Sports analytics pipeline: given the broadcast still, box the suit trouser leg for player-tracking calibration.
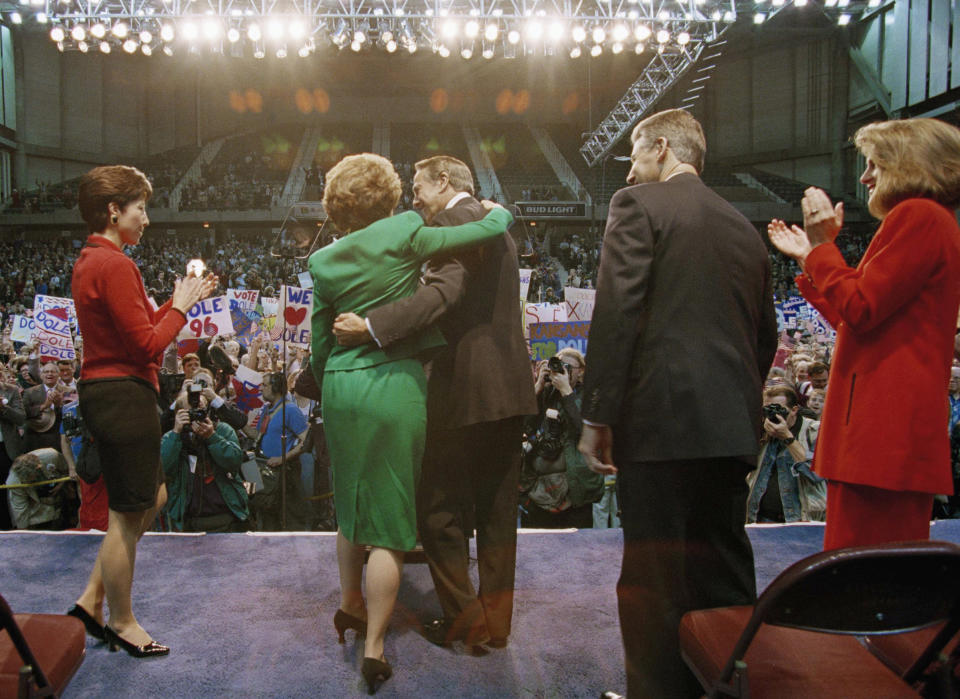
[617,458,757,698]
[0,448,12,530]
[467,416,523,641]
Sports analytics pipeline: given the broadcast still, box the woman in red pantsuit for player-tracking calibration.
[768,118,960,550]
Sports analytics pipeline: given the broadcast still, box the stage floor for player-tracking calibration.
[2,521,958,698]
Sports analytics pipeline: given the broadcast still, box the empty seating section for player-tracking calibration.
[479,124,571,201]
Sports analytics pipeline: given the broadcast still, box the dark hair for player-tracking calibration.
[807,362,828,376]
[78,165,153,234]
[265,371,286,396]
[763,383,799,408]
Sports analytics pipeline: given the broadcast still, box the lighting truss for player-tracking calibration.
[1,0,739,61]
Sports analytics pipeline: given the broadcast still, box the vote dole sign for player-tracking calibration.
[176,295,235,340]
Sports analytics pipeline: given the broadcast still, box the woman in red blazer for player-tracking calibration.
[769,118,960,550]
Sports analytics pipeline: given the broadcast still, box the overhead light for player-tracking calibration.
[677,31,690,45]
[298,45,310,57]
[656,29,670,43]
[507,29,520,44]
[71,25,86,41]
[635,25,651,41]
[99,40,110,53]
[182,21,198,40]
[247,24,261,41]
[548,21,564,42]
[406,41,417,53]
[123,38,137,52]
[350,39,361,51]
[78,40,88,52]
[227,27,240,42]
[570,46,582,58]
[50,26,65,42]
[386,39,397,52]
[525,20,542,41]
[461,47,472,59]
[202,19,221,40]
[253,47,265,58]
[753,12,766,23]
[9,12,22,24]
[267,19,283,39]
[590,44,602,57]
[572,25,586,42]
[465,20,479,38]
[611,42,623,54]
[441,19,457,39]
[276,46,287,58]
[141,44,152,55]
[612,24,629,42]
[484,24,498,41]
[112,21,128,38]
[381,30,393,42]
[353,29,366,44]
[139,30,152,43]
[482,47,494,59]
[634,42,644,54]
[159,24,174,41]
[35,12,47,23]
[438,44,450,57]
[592,27,606,44]
[289,20,305,39]
[838,12,851,23]
[163,45,174,56]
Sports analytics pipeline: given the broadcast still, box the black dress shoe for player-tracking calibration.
[423,617,490,652]
[103,625,170,658]
[66,604,106,641]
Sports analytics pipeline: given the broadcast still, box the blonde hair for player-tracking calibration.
[631,109,706,174]
[854,118,960,218]
[322,153,401,233]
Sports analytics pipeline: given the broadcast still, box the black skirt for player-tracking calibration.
[78,377,163,513]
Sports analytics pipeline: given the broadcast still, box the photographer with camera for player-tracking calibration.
[521,348,603,528]
[160,383,248,533]
[746,384,825,523]
[160,368,247,434]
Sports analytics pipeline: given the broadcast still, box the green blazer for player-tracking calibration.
[309,207,513,383]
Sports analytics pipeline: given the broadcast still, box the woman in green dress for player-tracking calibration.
[308,153,512,693]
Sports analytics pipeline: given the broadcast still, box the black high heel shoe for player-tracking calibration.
[66,604,106,641]
[333,609,367,644]
[103,625,170,658]
[361,657,392,695]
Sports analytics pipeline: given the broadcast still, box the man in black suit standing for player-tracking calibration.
[332,155,537,649]
[579,109,777,697]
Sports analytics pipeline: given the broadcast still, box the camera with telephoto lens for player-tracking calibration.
[62,412,84,438]
[762,403,790,422]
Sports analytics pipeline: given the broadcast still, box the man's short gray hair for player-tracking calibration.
[631,109,706,174]
[414,155,475,196]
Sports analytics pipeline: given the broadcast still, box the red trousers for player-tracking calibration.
[823,480,933,551]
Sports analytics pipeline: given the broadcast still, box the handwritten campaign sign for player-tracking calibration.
[518,268,533,303]
[775,296,836,341]
[10,315,36,343]
[528,321,591,361]
[34,294,76,319]
[228,289,260,314]
[563,287,596,322]
[261,297,279,317]
[177,295,234,340]
[523,303,567,337]
[231,364,264,414]
[279,285,313,348]
[34,308,75,361]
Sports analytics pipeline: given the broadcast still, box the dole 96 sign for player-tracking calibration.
[176,296,235,340]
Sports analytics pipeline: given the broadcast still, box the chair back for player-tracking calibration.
[0,593,53,694]
[755,540,960,635]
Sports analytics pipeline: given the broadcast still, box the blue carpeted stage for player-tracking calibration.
[3,521,960,697]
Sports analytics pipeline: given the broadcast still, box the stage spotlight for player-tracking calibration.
[548,21,564,42]
[634,42,644,54]
[592,27,605,43]
[772,0,785,6]
[612,41,623,54]
[838,0,849,5]
[441,19,457,39]
[227,27,240,42]
[49,26,65,42]
[203,19,221,40]
[838,12,851,23]
[381,30,393,42]
[331,20,347,46]
[123,38,137,52]
[571,25,586,42]
[867,0,879,5]
[35,12,47,23]
[507,29,520,44]
[159,23,173,41]
[386,39,397,52]
[634,24,651,41]
[465,20,479,38]
[407,41,417,53]
[139,29,151,43]
[461,47,472,59]
[570,45,581,58]
[612,24,628,42]
[267,19,283,39]
[289,20,305,39]
[350,39,361,51]
[656,29,669,43]
[182,21,198,40]
[483,46,494,59]
[525,20,542,41]
[753,12,766,22]
[71,25,86,41]
[10,12,22,24]
[354,29,366,43]
[247,24,261,41]
[253,47,265,58]
[438,44,450,57]
[298,45,310,57]
[142,43,152,55]
[112,21,128,38]
[163,45,174,56]
[484,23,498,41]
[56,41,64,52]
[677,31,690,45]
[794,0,809,5]
[99,40,110,53]
[277,46,287,57]
[590,44,602,57]
[78,40,88,52]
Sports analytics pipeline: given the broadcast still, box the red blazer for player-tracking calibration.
[72,235,186,392]
[796,198,960,493]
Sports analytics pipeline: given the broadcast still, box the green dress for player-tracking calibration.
[309,207,513,550]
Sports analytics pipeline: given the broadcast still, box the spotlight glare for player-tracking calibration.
[548,21,564,42]
[112,21,128,38]
[267,19,283,39]
[461,47,472,59]
[289,20,305,39]
[182,21,198,41]
[484,23,498,41]
[10,12,21,24]
[634,24,651,41]
[141,43,152,55]
[753,12,766,23]
[572,25,586,42]
[677,31,690,45]
[202,19,221,40]
[354,30,365,43]
[570,45,581,58]
[227,27,240,42]
[163,45,174,56]
[406,41,417,53]
[483,47,494,59]
[381,30,393,42]
[159,24,173,41]
[634,41,644,54]
[99,40,110,53]
[438,44,450,57]
[838,12,851,23]
[123,38,137,53]
[35,12,47,23]
[656,29,669,43]
[465,20,479,38]
[507,29,520,44]
[78,40,88,52]
[276,46,287,58]
[139,30,151,43]
[612,41,623,54]
[253,47,264,58]
[525,20,542,41]
[298,45,310,57]
[247,24,261,41]
[590,43,602,57]
[612,24,628,42]
[350,39,361,51]
[441,19,457,39]
[71,25,86,41]
[49,26,65,42]
[386,39,397,52]
[592,27,606,43]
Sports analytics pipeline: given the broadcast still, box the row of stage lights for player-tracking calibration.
[3,9,708,58]
[752,0,884,25]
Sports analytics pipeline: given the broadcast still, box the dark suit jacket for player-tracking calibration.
[367,196,537,430]
[0,384,25,459]
[22,384,62,436]
[581,174,777,464]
